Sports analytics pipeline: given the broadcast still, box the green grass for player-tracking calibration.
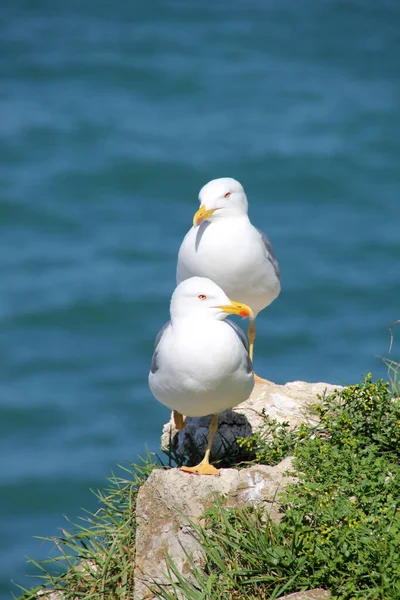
[14,455,158,600]
[15,371,400,600]
[383,356,400,398]
[384,319,400,397]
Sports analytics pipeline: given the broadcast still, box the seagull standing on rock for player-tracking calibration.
[148,277,254,475]
[176,177,281,383]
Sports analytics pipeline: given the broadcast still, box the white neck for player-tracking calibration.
[212,209,249,222]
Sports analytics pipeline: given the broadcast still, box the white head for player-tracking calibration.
[170,276,253,321]
[193,178,248,227]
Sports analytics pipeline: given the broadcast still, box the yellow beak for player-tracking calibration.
[193,204,220,227]
[215,300,254,319]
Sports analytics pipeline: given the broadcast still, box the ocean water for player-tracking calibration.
[1,0,399,596]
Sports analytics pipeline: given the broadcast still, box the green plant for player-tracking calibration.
[313,374,400,455]
[236,413,299,466]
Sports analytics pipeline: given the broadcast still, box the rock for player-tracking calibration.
[161,380,340,460]
[134,457,296,600]
[281,590,331,599]
[37,591,64,600]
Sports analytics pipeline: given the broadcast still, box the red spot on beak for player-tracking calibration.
[239,311,250,317]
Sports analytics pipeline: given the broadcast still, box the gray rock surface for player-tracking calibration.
[134,457,296,600]
[161,380,340,459]
[281,590,331,600]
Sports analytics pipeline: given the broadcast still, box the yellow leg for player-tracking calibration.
[247,319,273,385]
[173,410,186,430]
[181,414,219,476]
[247,319,256,362]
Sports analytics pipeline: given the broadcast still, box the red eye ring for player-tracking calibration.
[224,192,231,199]
[198,294,207,300]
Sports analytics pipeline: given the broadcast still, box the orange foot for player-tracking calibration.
[180,462,219,476]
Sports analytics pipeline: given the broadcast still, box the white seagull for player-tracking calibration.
[176,177,281,382]
[149,276,254,475]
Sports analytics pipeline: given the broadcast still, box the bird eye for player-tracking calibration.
[224,192,231,199]
[198,294,207,300]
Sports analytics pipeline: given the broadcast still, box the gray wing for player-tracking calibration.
[150,320,171,374]
[226,319,253,374]
[256,228,281,282]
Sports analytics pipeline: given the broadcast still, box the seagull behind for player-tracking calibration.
[176,177,281,380]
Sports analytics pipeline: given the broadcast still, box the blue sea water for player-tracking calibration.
[1,0,399,596]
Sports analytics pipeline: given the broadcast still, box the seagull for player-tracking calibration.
[149,276,254,475]
[176,177,281,383]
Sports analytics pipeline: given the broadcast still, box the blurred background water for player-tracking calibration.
[1,0,399,596]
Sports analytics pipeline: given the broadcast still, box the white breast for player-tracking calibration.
[148,319,254,417]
